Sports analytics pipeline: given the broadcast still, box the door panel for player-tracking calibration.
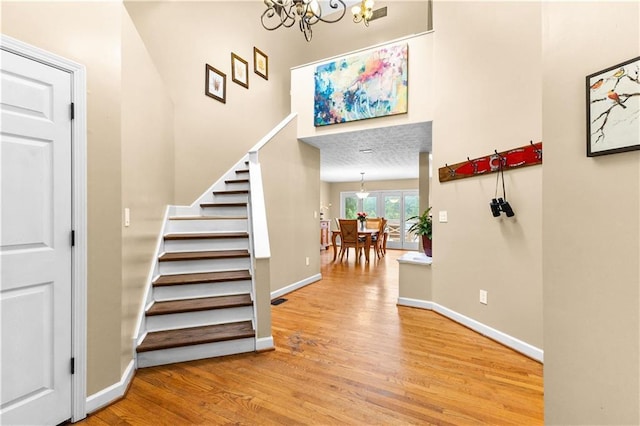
[1,49,73,426]
[403,193,419,247]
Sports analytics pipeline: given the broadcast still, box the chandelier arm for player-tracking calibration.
[314,0,347,24]
[261,3,297,30]
[299,18,313,42]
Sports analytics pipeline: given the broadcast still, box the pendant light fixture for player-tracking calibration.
[261,0,347,42]
[356,172,370,199]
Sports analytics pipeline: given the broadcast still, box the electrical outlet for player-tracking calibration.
[305,257,310,266]
[439,210,448,223]
[479,289,488,305]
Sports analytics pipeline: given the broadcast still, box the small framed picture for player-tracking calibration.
[231,52,249,89]
[254,47,268,80]
[205,64,226,103]
[586,56,640,157]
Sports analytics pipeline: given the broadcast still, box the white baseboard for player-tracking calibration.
[397,297,544,363]
[397,297,434,311]
[85,359,135,414]
[256,336,275,351]
[271,273,322,300]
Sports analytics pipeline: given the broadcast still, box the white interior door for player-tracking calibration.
[1,49,73,425]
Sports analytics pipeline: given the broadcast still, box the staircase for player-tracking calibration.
[136,160,259,368]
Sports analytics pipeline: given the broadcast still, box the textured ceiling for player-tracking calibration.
[300,122,432,182]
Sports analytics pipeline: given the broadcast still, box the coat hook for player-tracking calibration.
[531,140,543,160]
[468,157,479,174]
[445,163,456,177]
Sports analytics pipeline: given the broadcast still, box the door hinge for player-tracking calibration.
[71,230,75,247]
[70,103,75,120]
[71,357,75,375]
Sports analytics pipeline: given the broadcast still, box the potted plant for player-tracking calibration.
[407,207,432,257]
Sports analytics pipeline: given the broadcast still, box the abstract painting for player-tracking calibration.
[314,44,408,127]
[586,56,640,157]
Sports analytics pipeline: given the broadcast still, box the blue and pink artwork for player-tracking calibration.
[314,44,408,127]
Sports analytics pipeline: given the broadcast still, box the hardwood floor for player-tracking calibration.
[78,249,543,425]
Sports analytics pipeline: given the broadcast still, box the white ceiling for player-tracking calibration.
[300,122,432,182]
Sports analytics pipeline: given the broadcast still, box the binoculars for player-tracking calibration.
[490,198,515,217]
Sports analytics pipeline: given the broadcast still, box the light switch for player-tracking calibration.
[439,210,448,223]
[124,208,130,227]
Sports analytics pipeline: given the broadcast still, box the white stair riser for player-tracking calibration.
[213,194,249,203]
[163,238,249,252]
[223,183,249,191]
[200,205,247,216]
[137,337,255,368]
[145,306,254,332]
[153,280,253,301]
[167,219,247,233]
[158,258,250,275]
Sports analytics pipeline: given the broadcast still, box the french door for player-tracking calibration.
[341,190,419,250]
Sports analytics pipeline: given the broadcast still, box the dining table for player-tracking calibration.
[331,227,379,263]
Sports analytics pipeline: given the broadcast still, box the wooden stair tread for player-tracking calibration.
[146,294,253,316]
[169,215,247,220]
[164,232,249,240]
[159,250,250,262]
[153,270,251,286]
[235,169,249,174]
[137,321,255,353]
[225,179,249,184]
[212,190,249,195]
[199,202,247,207]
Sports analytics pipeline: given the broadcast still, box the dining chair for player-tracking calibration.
[366,217,381,229]
[373,218,388,258]
[381,223,389,255]
[367,218,386,259]
[337,219,364,262]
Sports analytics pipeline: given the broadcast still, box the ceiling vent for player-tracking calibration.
[369,6,387,21]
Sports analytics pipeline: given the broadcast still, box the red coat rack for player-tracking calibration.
[438,141,542,183]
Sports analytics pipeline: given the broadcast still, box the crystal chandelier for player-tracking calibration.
[356,172,370,199]
[261,0,347,42]
[351,0,375,26]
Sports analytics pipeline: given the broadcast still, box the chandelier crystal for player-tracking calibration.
[356,172,369,199]
[261,0,347,42]
[351,0,375,26]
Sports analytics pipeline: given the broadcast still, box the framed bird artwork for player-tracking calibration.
[586,56,640,157]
